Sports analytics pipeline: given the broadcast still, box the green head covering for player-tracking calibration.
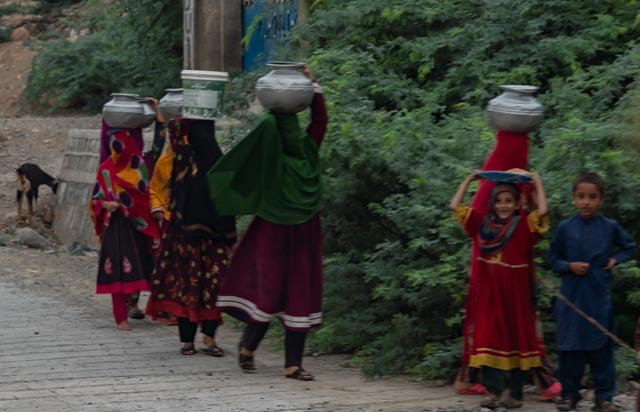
[206,112,322,225]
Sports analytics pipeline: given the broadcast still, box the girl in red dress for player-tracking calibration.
[450,169,548,409]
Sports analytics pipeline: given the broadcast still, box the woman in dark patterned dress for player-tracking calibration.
[146,118,236,356]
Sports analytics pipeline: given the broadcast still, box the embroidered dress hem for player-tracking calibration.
[96,279,150,295]
[146,300,222,324]
[216,216,323,333]
[469,350,541,371]
[217,294,322,331]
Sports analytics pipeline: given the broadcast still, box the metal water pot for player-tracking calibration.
[256,61,314,113]
[136,98,157,128]
[158,88,183,120]
[487,85,544,133]
[102,93,146,129]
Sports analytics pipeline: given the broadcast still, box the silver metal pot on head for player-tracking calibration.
[487,85,544,133]
[158,88,183,120]
[256,61,314,114]
[102,93,146,129]
[136,98,157,128]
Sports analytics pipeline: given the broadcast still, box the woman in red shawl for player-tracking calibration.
[450,169,548,409]
[99,97,166,320]
[90,128,159,331]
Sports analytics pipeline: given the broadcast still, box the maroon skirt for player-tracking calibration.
[216,215,323,332]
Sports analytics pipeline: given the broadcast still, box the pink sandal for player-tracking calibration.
[540,382,562,401]
[458,383,489,395]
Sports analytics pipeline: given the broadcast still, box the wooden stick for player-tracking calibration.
[539,277,636,354]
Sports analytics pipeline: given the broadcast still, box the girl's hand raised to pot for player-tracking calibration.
[467,169,481,181]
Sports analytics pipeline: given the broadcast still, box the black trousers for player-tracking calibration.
[177,318,220,343]
[482,366,525,400]
[240,322,307,368]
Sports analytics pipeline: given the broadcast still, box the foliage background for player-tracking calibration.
[25,0,183,111]
[24,0,640,382]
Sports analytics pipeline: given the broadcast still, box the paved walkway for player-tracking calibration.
[0,245,632,411]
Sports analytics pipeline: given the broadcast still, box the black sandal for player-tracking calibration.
[500,397,523,409]
[479,397,501,410]
[201,343,225,357]
[556,398,578,411]
[593,399,618,412]
[128,307,145,320]
[180,344,197,356]
[285,367,314,381]
[238,346,256,373]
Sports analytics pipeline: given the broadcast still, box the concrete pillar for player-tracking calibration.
[297,0,308,24]
[53,129,153,248]
[185,0,242,72]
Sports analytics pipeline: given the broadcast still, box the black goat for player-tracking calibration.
[16,163,59,225]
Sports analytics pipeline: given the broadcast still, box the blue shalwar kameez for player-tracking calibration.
[549,215,636,402]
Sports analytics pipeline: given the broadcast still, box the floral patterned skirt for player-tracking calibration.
[145,221,228,323]
[96,212,153,294]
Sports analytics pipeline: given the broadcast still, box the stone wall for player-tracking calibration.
[53,129,151,249]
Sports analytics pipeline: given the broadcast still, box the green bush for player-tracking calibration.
[29,0,640,381]
[282,0,640,378]
[26,0,183,111]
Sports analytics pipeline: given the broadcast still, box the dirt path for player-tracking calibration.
[0,244,489,412]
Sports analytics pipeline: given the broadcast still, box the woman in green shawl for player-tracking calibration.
[207,66,327,381]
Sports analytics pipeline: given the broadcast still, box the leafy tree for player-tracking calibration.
[272,0,640,379]
[27,0,640,381]
[26,0,183,111]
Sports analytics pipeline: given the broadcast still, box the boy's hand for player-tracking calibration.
[569,261,590,276]
[604,257,617,270]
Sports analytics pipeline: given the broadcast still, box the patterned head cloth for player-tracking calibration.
[479,183,521,256]
[89,128,157,240]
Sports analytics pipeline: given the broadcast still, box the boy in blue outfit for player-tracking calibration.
[550,172,636,412]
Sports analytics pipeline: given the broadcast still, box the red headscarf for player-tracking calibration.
[89,128,158,240]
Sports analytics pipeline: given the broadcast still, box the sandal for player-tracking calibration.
[479,397,502,410]
[500,397,523,409]
[593,399,618,412]
[238,345,256,373]
[457,383,489,395]
[201,343,225,357]
[128,307,145,320]
[557,398,578,411]
[285,367,314,381]
[180,344,197,356]
[540,382,562,401]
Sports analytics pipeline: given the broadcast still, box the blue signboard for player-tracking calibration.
[242,0,299,72]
